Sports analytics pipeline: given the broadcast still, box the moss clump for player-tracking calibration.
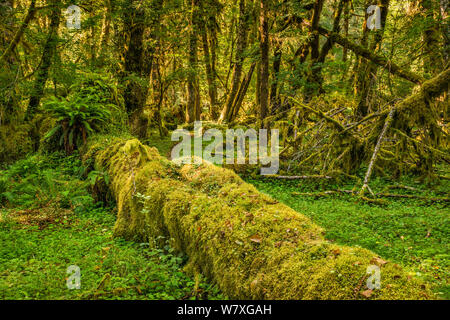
[0,124,32,164]
[83,136,435,300]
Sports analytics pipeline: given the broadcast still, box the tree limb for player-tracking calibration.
[317,26,425,84]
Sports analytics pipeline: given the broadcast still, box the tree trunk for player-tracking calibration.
[25,0,60,122]
[219,0,248,123]
[270,39,282,113]
[186,0,201,123]
[230,62,256,120]
[200,22,218,120]
[303,0,325,103]
[315,0,348,92]
[420,0,443,75]
[342,0,350,62]
[99,0,112,53]
[122,0,149,139]
[355,0,390,117]
[259,0,269,125]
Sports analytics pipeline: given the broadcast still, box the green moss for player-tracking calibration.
[82,136,436,300]
[0,124,32,164]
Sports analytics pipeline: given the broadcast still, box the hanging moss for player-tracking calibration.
[82,136,435,300]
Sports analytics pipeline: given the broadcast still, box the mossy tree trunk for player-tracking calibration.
[303,0,325,103]
[230,62,256,120]
[355,0,390,117]
[199,1,219,121]
[25,0,60,123]
[270,39,282,114]
[186,0,201,123]
[98,0,112,65]
[122,0,150,140]
[420,0,443,75]
[315,0,349,93]
[259,0,269,126]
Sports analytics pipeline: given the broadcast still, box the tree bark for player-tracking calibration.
[99,0,112,53]
[259,0,269,125]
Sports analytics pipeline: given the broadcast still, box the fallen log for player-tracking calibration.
[82,136,434,299]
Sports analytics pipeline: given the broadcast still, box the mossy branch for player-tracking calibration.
[289,97,346,131]
[317,26,425,84]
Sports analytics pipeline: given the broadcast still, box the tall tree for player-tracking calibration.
[219,0,249,123]
[121,0,149,139]
[25,0,61,121]
[186,0,201,123]
[199,0,220,120]
[355,0,390,117]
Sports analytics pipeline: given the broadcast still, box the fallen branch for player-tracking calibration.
[269,175,333,180]
[360,107,396,196]
[291,189,354,197]
[289,97,347,131]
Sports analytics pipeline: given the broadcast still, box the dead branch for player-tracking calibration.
[360,107,396,195]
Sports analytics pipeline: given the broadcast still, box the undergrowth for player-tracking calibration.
[246,175,449,299]
[0,152,223,300]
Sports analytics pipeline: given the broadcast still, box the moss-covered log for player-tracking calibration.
[82,136,434,300]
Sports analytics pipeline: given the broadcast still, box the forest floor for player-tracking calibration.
[0,152,223,300]
[0,132,448,299]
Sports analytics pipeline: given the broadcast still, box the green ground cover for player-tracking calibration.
[0,153,223,300]
[247,176,449,299]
